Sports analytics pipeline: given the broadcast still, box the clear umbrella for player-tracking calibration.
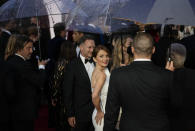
[113,0,195,26]
[0,0,85,58]
[65,0,129,33]
[189,0,195,13]
[67,0,195,34]
[0,0,86,21]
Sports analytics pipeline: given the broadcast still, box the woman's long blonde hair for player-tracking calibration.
[111,34,133,71]
[4,34,18,60]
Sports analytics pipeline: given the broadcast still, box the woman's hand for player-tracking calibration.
[95,111,104,125]
[51,99,57,106]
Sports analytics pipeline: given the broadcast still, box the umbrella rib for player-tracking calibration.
[44,0,59,6]
[53,0,62,12]
[45,4,55,24]
[17,0,24,18]
[104,0,111,28]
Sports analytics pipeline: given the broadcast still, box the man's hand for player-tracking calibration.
[68,117,76,127]
[38,59,50,66]
[165,61,174,71]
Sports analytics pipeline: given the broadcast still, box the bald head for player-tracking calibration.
[132,32,154,58]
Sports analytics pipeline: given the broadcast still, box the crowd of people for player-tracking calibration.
[0,18,195,131]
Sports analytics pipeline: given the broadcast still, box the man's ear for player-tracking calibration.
[131,46,135,54]
[80,33,84,38]
[79,43,83,50]
[93,57,97,63]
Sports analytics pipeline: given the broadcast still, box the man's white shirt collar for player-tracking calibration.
[15,53,26,61]
[79,54,94,81]
[1,28,11,35]
[15,53,45,70]
[76,46,80,57]
[80,54,86,64]
[134,58,151,61]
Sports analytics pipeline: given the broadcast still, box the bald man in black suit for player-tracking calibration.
[104,32,173,131]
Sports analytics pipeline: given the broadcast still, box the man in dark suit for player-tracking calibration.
[72,29,84,57]
[180,33,195,69]
[152,25,179,68]
[0,59,14,131]
[166,43,195,131]
[0,20,16,60]
[47,22,66,70]
[63,35,95,131]
[27,25,40,71]
[7,35,47,131]
[104,32,172,131]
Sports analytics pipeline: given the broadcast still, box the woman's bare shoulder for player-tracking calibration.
[96,70,106,80]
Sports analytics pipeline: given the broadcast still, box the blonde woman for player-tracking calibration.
[111,34,133,71]
[110,34,134,130]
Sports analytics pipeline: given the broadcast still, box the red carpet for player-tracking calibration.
[34,105,56,131]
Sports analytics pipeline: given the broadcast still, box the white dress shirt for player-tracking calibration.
[15,53,26,61]
[76,46,80,57]
[80,54,94,81]
[1,28,11,35]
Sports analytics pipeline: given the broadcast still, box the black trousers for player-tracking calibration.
[73,121,94,131]
[10,120,34,131]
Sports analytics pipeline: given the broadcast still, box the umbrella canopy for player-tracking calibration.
[67,23,104,34]
[0,0,85,21]
[189,0,195,14]
[67,0,195,34]
[73,0,127,21]
[65,0,129,33]
[113,0,195,26]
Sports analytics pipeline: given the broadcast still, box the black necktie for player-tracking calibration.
[85,58,93,64]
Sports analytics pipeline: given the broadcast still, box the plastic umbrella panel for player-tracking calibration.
[65,0,129,33]
[0,0,78,21]
[113,0,195,26]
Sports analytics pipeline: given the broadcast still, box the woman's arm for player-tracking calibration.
[92,72,106,125]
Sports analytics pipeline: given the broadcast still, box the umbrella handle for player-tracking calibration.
[35,16,42,60]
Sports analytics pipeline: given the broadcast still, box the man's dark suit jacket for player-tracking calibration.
[0,31,11,60]
[170,68,195,131]
[0,60,14,122]
[180,35,195,69]
[104,61,172,131]
[63,57,94,122]
[7,55,46,120]
[47,36,66,84]
[47,36,65,61]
